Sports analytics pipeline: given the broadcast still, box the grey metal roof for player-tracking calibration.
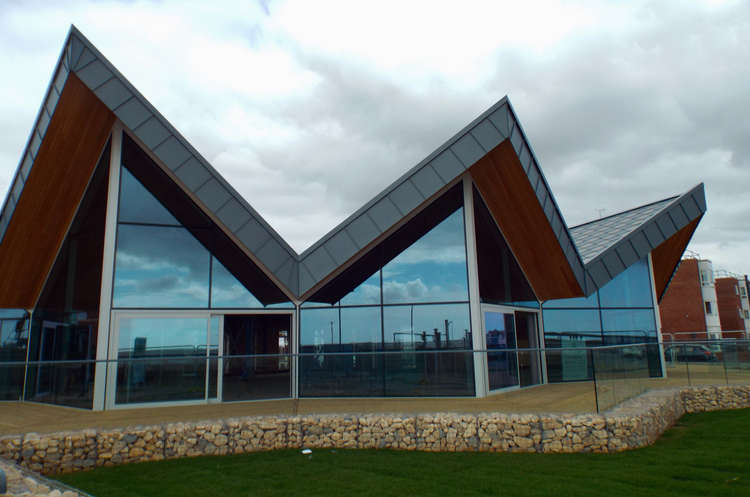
[570,197,677,264]
[1,25,706,302]
[573,183,706,293]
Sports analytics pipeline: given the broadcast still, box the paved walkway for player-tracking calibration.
[1,382,597,435]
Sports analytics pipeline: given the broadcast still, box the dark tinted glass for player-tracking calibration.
[598,258,653,308]
[113,224,210,308]
[118,166,179,225]
[210,257,263,308]
[382,208,469,304]
[473,188,537,305]
[0,316,29,401]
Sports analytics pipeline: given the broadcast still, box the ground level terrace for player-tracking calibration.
[3,359,749,437]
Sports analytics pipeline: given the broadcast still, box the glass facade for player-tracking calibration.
[542,258,661,380]
[300,195,475,397]
[0,310,29,401]
[112,164,289,310]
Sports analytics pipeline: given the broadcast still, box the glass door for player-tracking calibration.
[219,313,292,401]
[515,311,542,387]
[484,310,518,390]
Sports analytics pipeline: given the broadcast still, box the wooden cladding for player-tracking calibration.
[469,140,582,301]
[651,216,702,301]
[0,74,115,308]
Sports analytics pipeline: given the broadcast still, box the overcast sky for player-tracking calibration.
[1,0,748,277]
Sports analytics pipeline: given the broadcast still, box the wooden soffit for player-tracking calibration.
[652,215,702,301]
[469,139,583,301]
[0,74,115,308]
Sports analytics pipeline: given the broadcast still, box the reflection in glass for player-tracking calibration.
[118,166,179,225]
[115,317,208,405]
[542,309,602,347]
[382,208,469,304]
[601,309,657,340]
[542,293,599,308]
[113,225,210,308]
[473,188,537,305]
[210,257,263,308]
[340,307,382,350]
[598,258,653,308]
[0,316,29,401]
[340,271,380,306]
[484,311,518,390]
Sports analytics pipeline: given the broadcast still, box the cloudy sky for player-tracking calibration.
[1,0,748,276]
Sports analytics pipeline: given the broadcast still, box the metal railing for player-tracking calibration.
[2,340,749,413]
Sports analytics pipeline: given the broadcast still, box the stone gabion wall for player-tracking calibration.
[1,385,749,480]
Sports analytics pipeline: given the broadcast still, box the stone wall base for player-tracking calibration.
[1,385,748,478]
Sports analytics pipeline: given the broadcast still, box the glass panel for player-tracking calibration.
[0,309,28,319]
[382,208,469,304]
[113,225,210,308]
[340,271,381,306]
[473,188,537,305]
[340,307,382,351]
[0,317,29,401]
[208,316,219,400]
[601,309,656,340]
[210,257,263,308]
[515,312,542,387]
[484,311,518,390]
[382,304,474,396]
[115,317,208,404]
[118,166,179,225]
[543,293,599,308]
[598,258,653,308]
[542,309,602,347]
[222,315,290,401]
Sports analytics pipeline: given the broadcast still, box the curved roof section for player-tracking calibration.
[0,26,706,303]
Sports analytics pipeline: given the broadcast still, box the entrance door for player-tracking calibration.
[484,310,518,390]
[515,311,542,387]
[483,307,543,392]
[220,314,291,401]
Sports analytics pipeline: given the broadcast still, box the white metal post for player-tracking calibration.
[93,122,122,411]
[462,175,487,397]
[648,253,667,378]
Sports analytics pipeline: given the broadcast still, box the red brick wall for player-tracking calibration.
[716,278,745,332]
[659,259,706,340]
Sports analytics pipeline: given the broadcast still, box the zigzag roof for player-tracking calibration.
[0,26,706,304]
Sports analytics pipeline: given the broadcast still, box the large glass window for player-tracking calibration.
[113,158,289,309]
[300,187,473,397]
[114,224,210,308]
[598,259,653,308]
[382,209,469,304]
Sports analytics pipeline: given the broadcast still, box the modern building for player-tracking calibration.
[659,256,722,341]
[0,27,706,410]
[714,271,750,339]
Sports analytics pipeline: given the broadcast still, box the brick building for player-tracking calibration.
[715,273,750,339]
[659,257,721,341]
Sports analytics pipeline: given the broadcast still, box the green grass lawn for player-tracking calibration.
[56,408,750,497]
